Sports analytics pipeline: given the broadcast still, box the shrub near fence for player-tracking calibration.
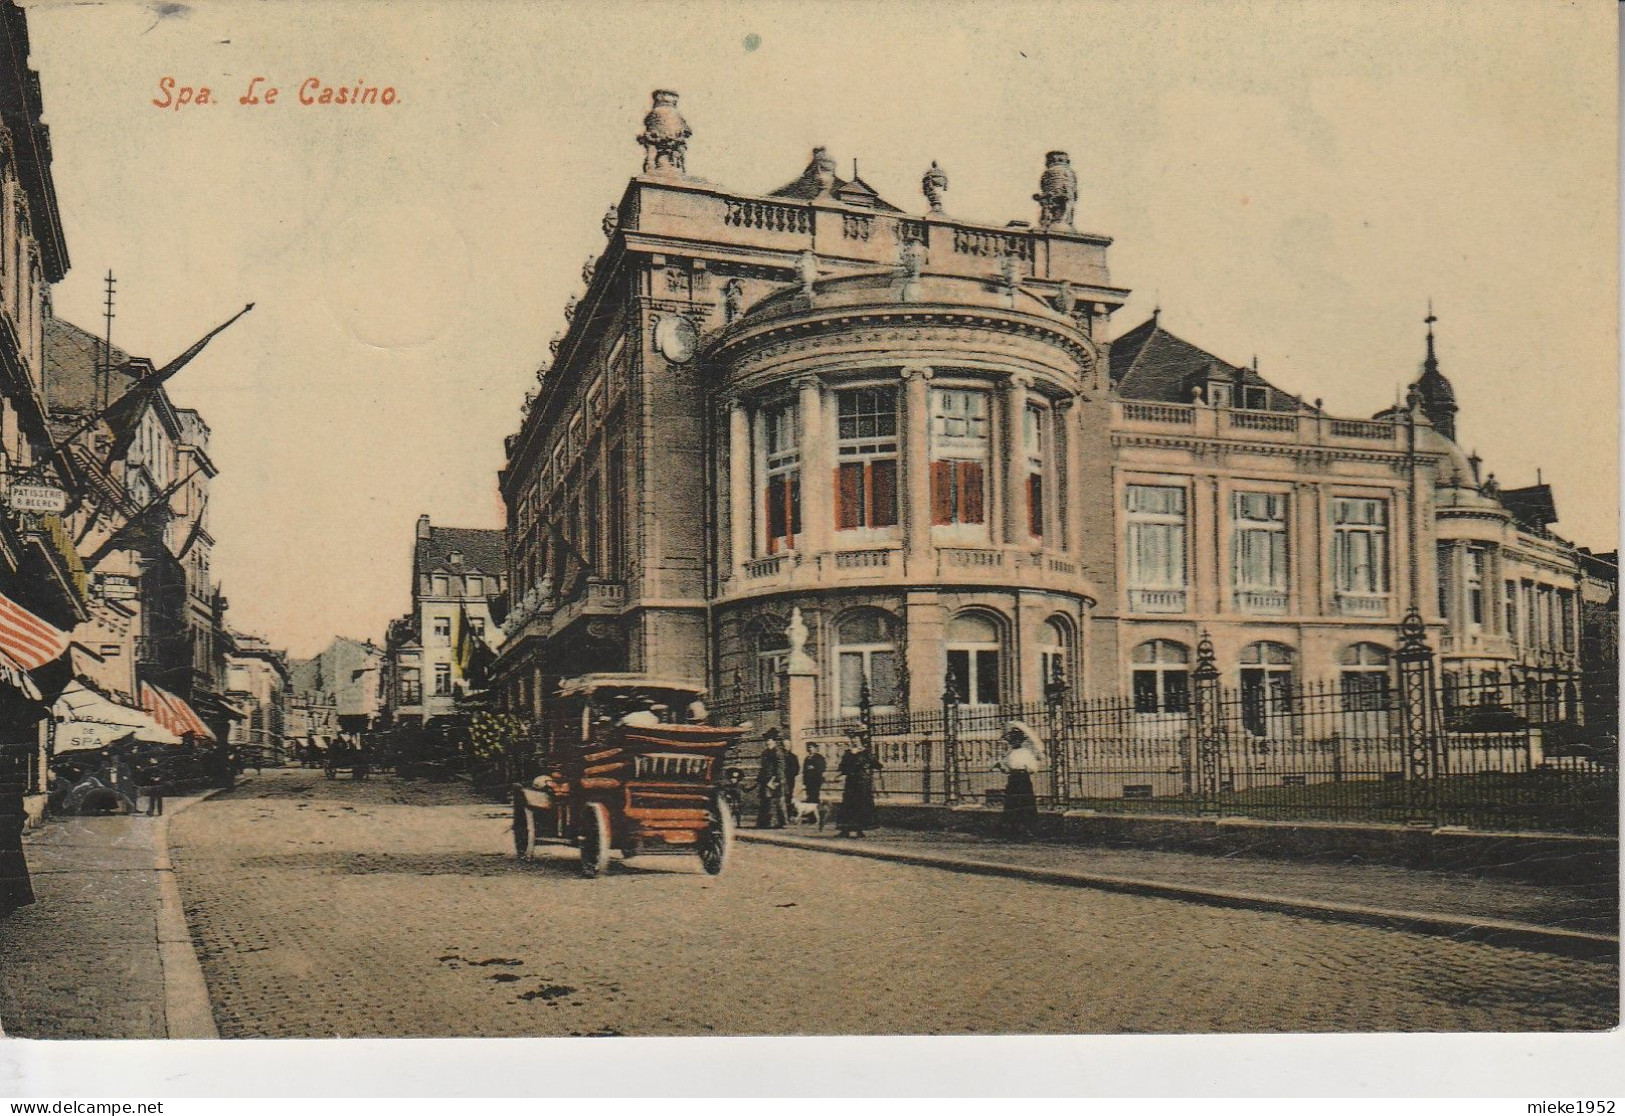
[809,653,1618,837]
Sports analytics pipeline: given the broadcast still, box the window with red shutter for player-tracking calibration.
[958,461,985,524]
[930,460,954,525]
[870,459,897,527]
[1028,473,1044,538]
[836,464,864,530]
[835,387,899,531]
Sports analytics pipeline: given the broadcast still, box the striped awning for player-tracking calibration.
[140,681,215,742]
[0,589,69,671]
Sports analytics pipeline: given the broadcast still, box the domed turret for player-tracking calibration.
[1413,305,1458,441]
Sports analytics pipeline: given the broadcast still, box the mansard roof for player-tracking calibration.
[768,149,901,212]
[1108,316,1302,411]
[1498,483,1558,533]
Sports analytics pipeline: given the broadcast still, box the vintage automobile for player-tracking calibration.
[511,675,743,877]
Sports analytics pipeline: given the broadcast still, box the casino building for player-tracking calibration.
[491,92,1602,727]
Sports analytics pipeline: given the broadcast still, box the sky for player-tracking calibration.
[18,0,1618,659]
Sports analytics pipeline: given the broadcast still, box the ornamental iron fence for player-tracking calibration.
[803,618,1617,836]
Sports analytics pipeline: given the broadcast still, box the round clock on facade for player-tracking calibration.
[654,314,698,364]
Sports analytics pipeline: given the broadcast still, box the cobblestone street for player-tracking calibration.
[151,770,1619,1038]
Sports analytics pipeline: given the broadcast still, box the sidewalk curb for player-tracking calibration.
[151,779,248,1040]
[739,831,1621,963]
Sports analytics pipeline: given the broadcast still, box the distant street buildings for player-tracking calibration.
[377,515,505,730]
[286,636,383,741]
[0,0,282,834]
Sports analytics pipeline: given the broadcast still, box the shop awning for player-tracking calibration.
[140,682,215,742]
[53,680,181,753]
[0,588,70,671]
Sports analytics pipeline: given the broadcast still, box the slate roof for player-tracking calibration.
[45,316,143,417]
[414,524,506,579]
[768,152,901,212]
[1108,317,1304,411]
[1498,484,1558,533]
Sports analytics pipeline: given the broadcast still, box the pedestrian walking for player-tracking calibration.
[781,741,800,819]
[835,739,881,838]
[994,721,1043,839]
[140,760,165,818]
[801,742,827,805]
[755,730,786,829]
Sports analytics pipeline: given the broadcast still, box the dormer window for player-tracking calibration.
[1207,382,1232,408]
[449,552,463,565]
[1240,386,1269,410]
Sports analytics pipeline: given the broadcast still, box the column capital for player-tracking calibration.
[1006,372,1034,392]
[900,364,935,382]
[794,374,824,395]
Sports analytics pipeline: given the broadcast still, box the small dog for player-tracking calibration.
[790,800,827,830]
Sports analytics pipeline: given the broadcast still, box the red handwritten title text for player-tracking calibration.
[152,76,399,110]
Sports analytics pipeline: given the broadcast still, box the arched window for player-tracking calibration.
[836,610,900,715]
[1131,640,1189,714]
[1338,643,1390,712]
[1038,618,1072,697]
[755,620,790,695]
[945,612,1002,707]
[1240,641,1295,735]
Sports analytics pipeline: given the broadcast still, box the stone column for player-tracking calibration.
[784,607,819,754]
[1297,483,1321,616]
[1058,396,1081,555]
[1192,476,1219,615]
[1004,375,1031,546]
[728,399,752,577]
[902,366,934,572]
[797,376,828,558]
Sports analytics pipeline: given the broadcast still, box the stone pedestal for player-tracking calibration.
[784,666,819,759]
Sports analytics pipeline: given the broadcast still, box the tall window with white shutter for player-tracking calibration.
[1125,484,1187,613]
[1232,491,1289,614]
[1332,497,1390,616]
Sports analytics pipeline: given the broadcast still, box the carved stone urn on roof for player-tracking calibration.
[638,89,691,176]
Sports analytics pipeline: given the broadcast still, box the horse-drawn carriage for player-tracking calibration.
[511,675,743,877]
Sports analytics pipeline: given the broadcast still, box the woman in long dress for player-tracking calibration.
[835,740,882,838]
[995,721,1043,840]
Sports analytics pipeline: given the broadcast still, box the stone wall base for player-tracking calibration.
[875,803,1618,888]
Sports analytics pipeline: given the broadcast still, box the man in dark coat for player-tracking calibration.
[781,743,800,820]
[801,742,827,805]
[0,745,35,914]
[835,740,882,838]
[754,731,786,829]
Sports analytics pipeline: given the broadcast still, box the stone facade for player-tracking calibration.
[492,92,1608,728]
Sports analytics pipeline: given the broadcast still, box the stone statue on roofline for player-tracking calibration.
[638,89,691,176]
[1034,150,1077,230]
[602,206,619,238]
[921,161,948,214]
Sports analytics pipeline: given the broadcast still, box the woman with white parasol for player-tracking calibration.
[993,721,1044,839]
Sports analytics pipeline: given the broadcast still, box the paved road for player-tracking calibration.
[168,769,1618,1037]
